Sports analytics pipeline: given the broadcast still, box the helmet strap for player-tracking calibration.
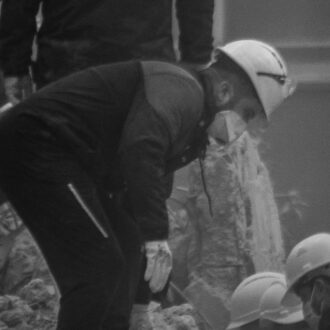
[257,71,287,85]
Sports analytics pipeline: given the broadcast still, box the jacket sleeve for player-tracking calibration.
[0,0,41,76]
[118,74,203,242]
[176,0,214,64]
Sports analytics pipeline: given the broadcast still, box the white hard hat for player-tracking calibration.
[216,39,296,119]
[283,233,330,305]
[260,279,304,324]
[226,272,284,329]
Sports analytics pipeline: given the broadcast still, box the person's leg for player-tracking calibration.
[129,258,154,330]
[134,259,153,305]
[0,113,131,329]
[97,191,144,329]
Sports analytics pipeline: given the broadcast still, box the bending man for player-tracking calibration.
[0,40,295,329]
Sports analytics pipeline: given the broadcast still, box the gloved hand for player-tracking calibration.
[4,76,33,105]
[144,240,172,293]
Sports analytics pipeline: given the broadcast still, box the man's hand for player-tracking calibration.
[144,240,172,293]
[4,76,33,105]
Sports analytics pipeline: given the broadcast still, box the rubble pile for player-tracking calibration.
[0,228,57,330]
[130,302,200,330]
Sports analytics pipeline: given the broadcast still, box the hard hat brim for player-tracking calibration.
[274,309,304,324]
[226,320,248,330]
[261,308,304,325]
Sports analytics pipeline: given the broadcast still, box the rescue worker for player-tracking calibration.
[0,40,295,329]
[283,233,330,330]
[226,272,285,330]
[0,3,214,319]
[259,276,309,329]
[0,0,214,102]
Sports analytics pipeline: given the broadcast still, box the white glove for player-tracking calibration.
[144,240,172,293]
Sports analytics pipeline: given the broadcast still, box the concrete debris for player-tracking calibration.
[0,230,57,329]
[0,295,33,329]
[19,279,56,309]
[168,133,285,329]
[130,302,199,330]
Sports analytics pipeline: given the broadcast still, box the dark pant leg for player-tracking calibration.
[134,257,152,304]
[0,113,134,329]
[97,192,144,329]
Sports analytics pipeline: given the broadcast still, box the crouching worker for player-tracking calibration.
[283,233,330,330]
[0,40,295,329]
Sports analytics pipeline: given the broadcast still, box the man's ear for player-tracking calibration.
[214,80,234,107]
[311,278,330,316]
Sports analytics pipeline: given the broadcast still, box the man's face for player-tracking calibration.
[231,95,267,135]
[310,277,330,330]
[207,95,266,146]
[295,284,320,330]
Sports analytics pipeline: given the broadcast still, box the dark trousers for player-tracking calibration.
[0,111,144,329]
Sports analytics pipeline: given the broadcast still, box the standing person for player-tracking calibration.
[0,0,214,103]
[283,233,330,330]
[0,40,295,329]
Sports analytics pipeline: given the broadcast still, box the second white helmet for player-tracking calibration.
[226,272,284,329]
[283,233,330,305]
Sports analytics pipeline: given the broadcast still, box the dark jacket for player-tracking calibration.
[10,60,213,241]
[0,0,214,87]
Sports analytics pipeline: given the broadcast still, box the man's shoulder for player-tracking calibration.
[141,61,202,91]
[140,61,205,140]
[141,61,204,109]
